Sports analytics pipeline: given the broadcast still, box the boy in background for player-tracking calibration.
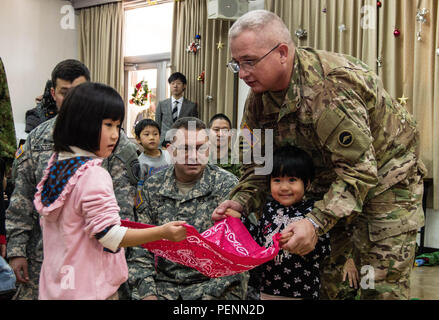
[135,119,171,181]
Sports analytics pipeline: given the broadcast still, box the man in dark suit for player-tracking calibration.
[155,72,198,144]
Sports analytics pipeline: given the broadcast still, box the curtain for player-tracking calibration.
[379,0,439,209]
[265,0,377,69]
[78,2,125,95]
[266,0,439,209]
[171,0,235,126]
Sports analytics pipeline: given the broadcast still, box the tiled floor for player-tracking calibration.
[410,266,439,300]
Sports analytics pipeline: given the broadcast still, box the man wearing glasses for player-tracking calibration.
[131,117,248,300]
[213,10,426,300]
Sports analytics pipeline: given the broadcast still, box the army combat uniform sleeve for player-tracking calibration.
[305,89,379,235]
[102,131,139,221]
[6,136,37,258]
[229,93,272,217]
[129,187,158,299]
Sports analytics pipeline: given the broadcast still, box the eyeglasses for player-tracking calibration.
[174,144,209,154]
[227,43,281,74]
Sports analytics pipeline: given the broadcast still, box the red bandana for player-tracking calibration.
[121,217,280,278]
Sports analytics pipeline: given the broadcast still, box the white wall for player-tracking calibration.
[425,210,439,249]
[0,0,78,141]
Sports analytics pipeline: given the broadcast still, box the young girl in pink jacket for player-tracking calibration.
[33,82,186,300]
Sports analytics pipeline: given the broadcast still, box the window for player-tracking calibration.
[124,2,173,138]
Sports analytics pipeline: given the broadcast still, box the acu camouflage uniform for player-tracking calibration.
[230,47,426,300]
[131,164,249,300]
[209,148,242,179]
[6,116,140,299]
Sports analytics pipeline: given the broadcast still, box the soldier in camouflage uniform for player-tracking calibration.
[208,113,241,179]
[6,60,140,300]
[131,117,248,300]
[213,10,426,300]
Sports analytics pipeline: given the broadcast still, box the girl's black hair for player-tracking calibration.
[53,82,125,154]
[271,145,315,184]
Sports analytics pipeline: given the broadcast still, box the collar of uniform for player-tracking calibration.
[262,48,303,121]
[157,164,213,201]
[281,48,303,120]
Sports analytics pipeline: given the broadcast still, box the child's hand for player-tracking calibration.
[343,258,359,289]
[279,232,293,246]
[225,208,242,218]
[161,221,187,242]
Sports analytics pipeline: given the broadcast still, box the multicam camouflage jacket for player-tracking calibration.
[132,164,248,300]
[230,47,426,239]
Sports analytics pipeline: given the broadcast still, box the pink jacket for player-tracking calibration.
[34,153,128,300]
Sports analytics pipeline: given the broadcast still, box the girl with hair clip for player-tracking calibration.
[33,82,187,300]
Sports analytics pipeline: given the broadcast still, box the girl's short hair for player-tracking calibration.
[53,82,125,154]
[271,145,315,184]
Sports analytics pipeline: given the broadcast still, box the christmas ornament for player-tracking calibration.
[393,28,401,37]
[206,95,214,103]
[377,56,383,68]
[322,8,327,13]
[295,28,307,40]
[187,35,201,54]
[217,41,224,50]
[416,8,429,41]
[377,1,382,8]
[398,94,409,106]
[338,24,347,32]
[130,80,151,106]
[197,71,205,83]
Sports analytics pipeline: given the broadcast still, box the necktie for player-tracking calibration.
[172,101,179,122]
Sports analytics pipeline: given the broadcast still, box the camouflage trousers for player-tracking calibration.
[350,218,417,300]
[322,166,423,300]
[12,259,41,300]
[320,222,358,300]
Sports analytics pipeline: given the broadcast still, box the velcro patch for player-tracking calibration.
[241,122,259,148]
[338,130,354,147]
[15,145,24,159]
[134,190,144,209]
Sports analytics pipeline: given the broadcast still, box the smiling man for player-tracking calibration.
[212,10,426,300]
[132,117,248,300]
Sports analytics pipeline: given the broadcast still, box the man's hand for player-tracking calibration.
[212,200,244,221]
[10,256,30,283]
[343,258,359,289]
[281,219,318,256]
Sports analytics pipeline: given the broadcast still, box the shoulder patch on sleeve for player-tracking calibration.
[15,145,24,159]
[317,108,372,163]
